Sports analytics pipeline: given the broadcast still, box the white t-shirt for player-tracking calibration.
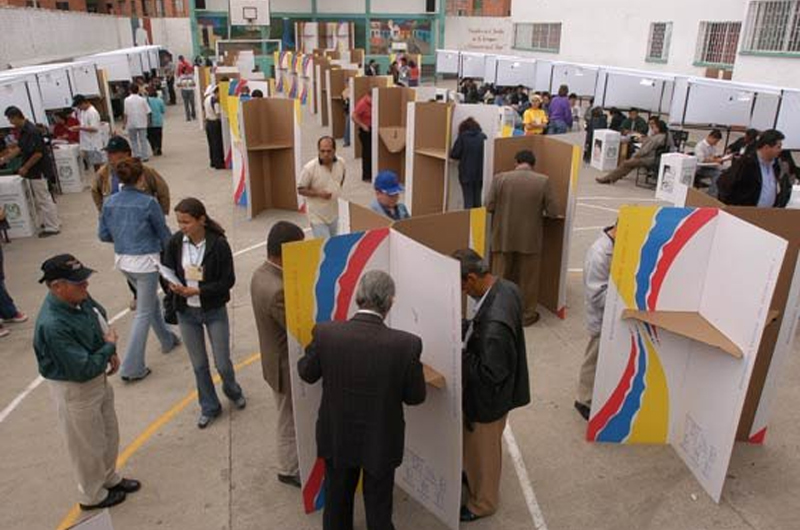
[78,105,103,152]
[204,95,219,121]
[695,139,718,163]
[181,236,205,308]
[124,94,151,129]
[298,157,345,225]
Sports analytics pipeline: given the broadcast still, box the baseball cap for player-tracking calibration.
[104,136,131,153]
[374,170,404,195]
[72,94,87,107]
[39,254,95,284]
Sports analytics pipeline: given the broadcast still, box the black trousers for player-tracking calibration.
[205,119,225,169]
[167,79,176,105]
[147,127,163,154]
[461,180,483,209]
[323,461,395,530]
[359,128,372,182]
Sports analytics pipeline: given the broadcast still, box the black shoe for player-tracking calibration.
[110,478,141,494]
[574,401,591,421]
[80,489,126,511]
[460,506,482,522]
[232,395,247,410]
[278,474,302,488]
[38,230,60,238]
[121,367,152,383]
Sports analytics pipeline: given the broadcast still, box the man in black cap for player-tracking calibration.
[33,254,141,511]
[90,135,170,215]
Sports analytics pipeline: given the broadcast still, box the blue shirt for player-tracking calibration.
[98,187,172,255]
[756,155,777,208]
[370,198,410,221]
[147,97,166,128]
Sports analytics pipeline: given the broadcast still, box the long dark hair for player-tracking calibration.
[459,117,482,136]
[174,198,226,236]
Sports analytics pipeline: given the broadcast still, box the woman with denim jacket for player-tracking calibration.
[98,158,180,382]
[162,198,245,429]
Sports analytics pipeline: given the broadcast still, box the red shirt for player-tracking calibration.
[353,95,372,130]
[177,60,193,77]
[53,116,80,143]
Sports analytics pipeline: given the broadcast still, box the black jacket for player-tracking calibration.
[717,153,791,208]
[162,230,236,312]
[298,313,426,474]
[463,279,531,423]
[450,128,487,184]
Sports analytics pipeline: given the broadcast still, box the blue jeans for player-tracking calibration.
[127,128,150,160]
[548,120,568,135]
[120,271,179,379]
[177,306,242,416]
[311,219,339,239]
[0,279,19,320]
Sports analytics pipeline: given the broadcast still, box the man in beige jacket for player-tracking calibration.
[487,150,559,326]
[250,221,305,487]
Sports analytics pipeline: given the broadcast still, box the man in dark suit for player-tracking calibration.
[718,129,791,208]
[453,249,531,523]
[298,270,426,530]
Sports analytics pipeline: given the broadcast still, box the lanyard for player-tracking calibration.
[186,240,205,268]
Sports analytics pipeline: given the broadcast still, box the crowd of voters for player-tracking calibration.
[0,53,799,530]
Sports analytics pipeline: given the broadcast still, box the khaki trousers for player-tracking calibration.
[49,374,121,506]
[273,388,299,476]
[29,178,61,233]
[602,158,650,183]
[492,251,542,322]
[577,335,600,406]
[463,414,507,516]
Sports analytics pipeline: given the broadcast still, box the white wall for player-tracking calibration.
[370,0,437,14]
[443,16,512,53]
[270,0,313,13]
[0,6,134,69]
[509,0,747,76]
[733,55,800,90]
[317,0,365,13]
[150,17,194,60]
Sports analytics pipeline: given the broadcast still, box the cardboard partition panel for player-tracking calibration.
[373,87,416,182]
[406,102,454,216]
[351,76,392,158]
[241,98,299,218]
[326,68,357,139]
[448,104,501,211]
[338,200,394,233]
[686,189,800,443]
[315,58,332,127]
[492,135,579,317]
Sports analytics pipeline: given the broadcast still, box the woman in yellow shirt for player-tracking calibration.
[523,96,548,135]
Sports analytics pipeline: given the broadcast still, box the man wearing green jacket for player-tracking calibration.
[33,254,141,511]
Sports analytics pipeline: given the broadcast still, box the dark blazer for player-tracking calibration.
[162,230,235,312]
[463,278,531,423]
[718,153,791,208]
[450,128,487,184]
[298,312,426,475]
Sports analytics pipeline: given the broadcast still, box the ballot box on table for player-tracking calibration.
[590,129,621,171]
[0,175,37,238]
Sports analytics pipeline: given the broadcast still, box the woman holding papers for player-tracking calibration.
[98,158,181,382]
[162,198,246,429]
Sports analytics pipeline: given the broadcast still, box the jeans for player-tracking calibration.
[177,306,242,416]
[120,271,179,379]
[697,166,722,199]
[548,120,568,135]
[182,89,196,121]
[127,128,150,160]
[0,279,19,319]
[311,219,339,239]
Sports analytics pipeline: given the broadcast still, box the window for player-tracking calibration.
[195,0,206,9]
[646,22,672,62]
[513,23,562,53]
[695,21,741,67]
[743,1,800,54]
[156,0,164,16]
[174,0,184,15]
[55,1,70,10]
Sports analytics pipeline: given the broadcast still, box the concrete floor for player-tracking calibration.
[1,101,799,530]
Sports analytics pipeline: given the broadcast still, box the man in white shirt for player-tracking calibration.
[122,85,151,161]
[297,136,346,239]
[72,95,106,171]
[695,129,724,197]
[203,85,225,170]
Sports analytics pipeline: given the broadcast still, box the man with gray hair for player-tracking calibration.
[298,270,426,530]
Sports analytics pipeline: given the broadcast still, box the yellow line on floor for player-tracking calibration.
[56,352,262,530]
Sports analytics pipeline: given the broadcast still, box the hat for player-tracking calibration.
[72,94,87,107]
[39,254,95,284]
[374,171,404,195]
[104,136,131,153]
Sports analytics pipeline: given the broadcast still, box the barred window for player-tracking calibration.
[695,21,742,66]
[513,23,562,53]
[743,1,800,54]
[647,22,672,62]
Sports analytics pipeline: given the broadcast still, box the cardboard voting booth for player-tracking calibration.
[448,104,501,211]
[350,76,392,158]
[53,144,89,193]
[588,206,787,502]
[314,57,332,126]
[0,176,37,238]
[326,68,358,140]
[594,68,675,115]
[492,135,581,318]
[240,98,302,218]
[461,52,487,79]
[435,50,459,75]
[685,190,800,444]
[590,129,621,172]
[655,153,697,206]
[405,101,454,216]
[284,229,463,530]
[372,87,416,182]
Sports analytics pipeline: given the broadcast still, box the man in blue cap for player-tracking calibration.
[369,170,410,221]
